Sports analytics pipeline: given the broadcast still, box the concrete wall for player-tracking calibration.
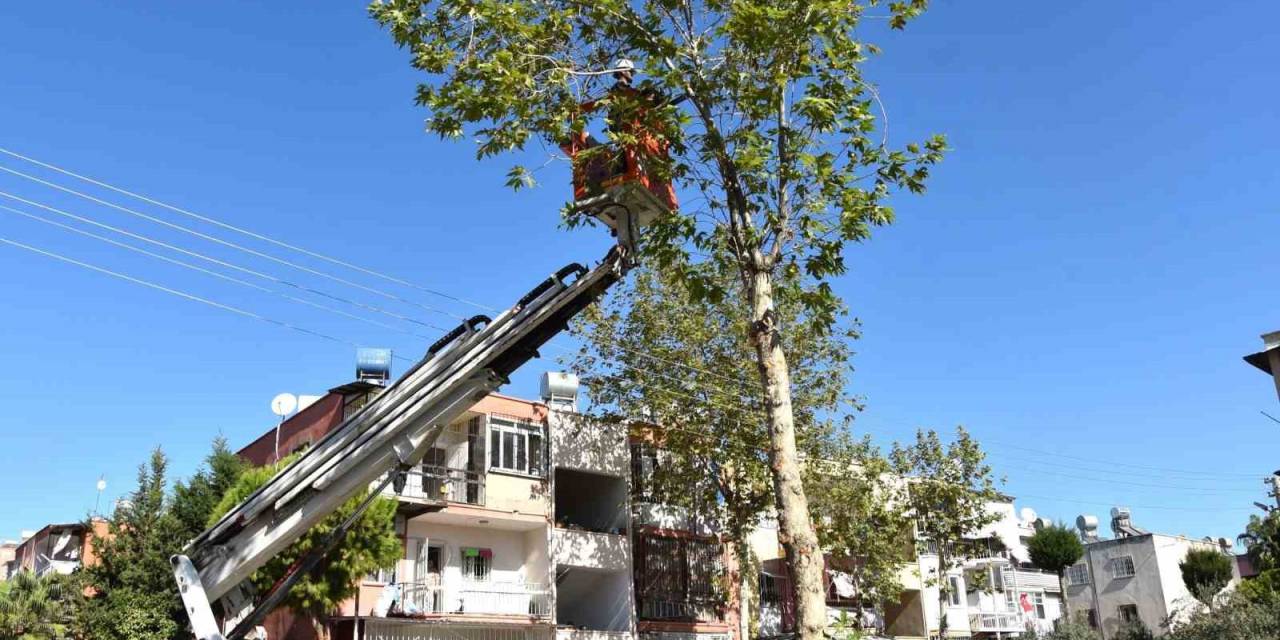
[549,411,629,478]
[402,521,542,586]
[556,569,633,631]
[1066,534,1220,638]
[486,472,550,515]
[553,529,631,572]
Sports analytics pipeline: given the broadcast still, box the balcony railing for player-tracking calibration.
[389,466,485,506]
[969,612,1026,632]
[636,597,722,623]
[397,581,550,617]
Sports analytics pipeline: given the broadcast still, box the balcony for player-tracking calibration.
[1002,568,1061,592]
[387,466,485,516]
[969,612,1026,633]
[396,580,551,617]
[552,528,630,572]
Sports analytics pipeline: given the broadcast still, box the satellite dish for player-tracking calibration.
[1020,507,1037,523]
[96,478,107,492]
[271,393,298,417]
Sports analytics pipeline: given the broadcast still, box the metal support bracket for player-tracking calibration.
[172,554,225,640]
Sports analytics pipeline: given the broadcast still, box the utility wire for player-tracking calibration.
[0,149,757,392]
[1,224,1254,514]
[0,191,451,334]
[0,164,465,321]
[0,146,493,311]
[0,203,435,341]
[0,235,413,361]
[1,150,1258,488]
[857,420,1263,480]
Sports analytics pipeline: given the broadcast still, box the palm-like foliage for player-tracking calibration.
[0,570,71,639]
[1239,511,1280,572]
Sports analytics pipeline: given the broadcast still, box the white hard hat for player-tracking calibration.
[613,58,635,72]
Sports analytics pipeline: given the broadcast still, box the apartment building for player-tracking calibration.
[753,497,1063,639]
[236,370,735,640]
[5,519,109,579]
[1062,508,1231,639]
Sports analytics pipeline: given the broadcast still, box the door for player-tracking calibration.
[422,447,447,500]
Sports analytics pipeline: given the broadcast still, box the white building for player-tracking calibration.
[239,371,736,640]
[911,500,1065,639]
[752,495,1064,639]
[1062,508,1232,639]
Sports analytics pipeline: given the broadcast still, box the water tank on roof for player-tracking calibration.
[541,372,579,411]
[1076,514,1099,542]
[356,348,393,385]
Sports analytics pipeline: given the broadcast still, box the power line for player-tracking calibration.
[0,191,451,334]
[0,164,465,321]
[856,420,1262,480]
[0,234,413,361]
[0,148,760,393]
[0,146,494,312]
[0,203,435,341]
[2,149,1260,490]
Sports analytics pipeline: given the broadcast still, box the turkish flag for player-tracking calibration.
[1020,593,1034,613]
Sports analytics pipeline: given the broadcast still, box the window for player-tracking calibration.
[1031,592,1046,619]
[1111,556,1136,579]
[461,547,492,581]
[1118,604,1139,624]
[366,565,396,584]
[488,417,545,476]
[947,576,963,606]
[1067,564,1091,586]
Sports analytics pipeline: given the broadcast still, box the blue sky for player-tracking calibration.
[0,1,1276,543]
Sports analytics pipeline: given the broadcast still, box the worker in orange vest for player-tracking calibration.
[562,59,682,210]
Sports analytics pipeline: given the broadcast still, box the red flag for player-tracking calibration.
[1020,593,1034,613]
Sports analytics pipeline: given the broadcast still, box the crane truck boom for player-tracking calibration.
[172,187,666,640]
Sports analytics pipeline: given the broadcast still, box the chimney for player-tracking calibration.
[540,372,579,411]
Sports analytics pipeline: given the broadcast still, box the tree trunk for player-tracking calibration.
[937,551,949,635]
[746,266,826,640]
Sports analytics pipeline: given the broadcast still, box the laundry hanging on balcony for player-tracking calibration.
[462,547,493,559]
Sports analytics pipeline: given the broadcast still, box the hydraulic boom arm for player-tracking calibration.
[172,243,631,640]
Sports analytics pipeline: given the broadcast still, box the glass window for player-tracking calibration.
[1111,556,1136,579]
[462,550,491,581]
[947,576,962,606]
[1118,604,1139,623]
[488,417,545,476]
[1032,592,1046,619]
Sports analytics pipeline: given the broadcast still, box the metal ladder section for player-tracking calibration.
[172,245,629,640]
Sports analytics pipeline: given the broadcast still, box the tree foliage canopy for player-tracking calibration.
[1026,522,1084,578]
[370,0,943,327]
[1180,548,1233,606]
[209,456,401,624]
[0,570,80,640]
[83,448,184,640]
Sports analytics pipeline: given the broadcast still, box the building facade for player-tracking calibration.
[5,519,109,579]
[753,497,1064,640]
[1061,509,1231,638]
[237,372,736,640]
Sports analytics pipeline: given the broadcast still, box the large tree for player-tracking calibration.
[0,571,80,639]
[806,434,912,630]
[1026,522,1084,599]
[209,457,401,640]
[1180,548,1233,608]
[371,2,944,634]
[569,262,851,636]
[890,428,1001,636]
[83,448,185,640]
[171,437,248,543]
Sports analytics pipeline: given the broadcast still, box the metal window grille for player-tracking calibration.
[1067,564,1091,586]
[488,417,545,476]
[1111,556,1136,579]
